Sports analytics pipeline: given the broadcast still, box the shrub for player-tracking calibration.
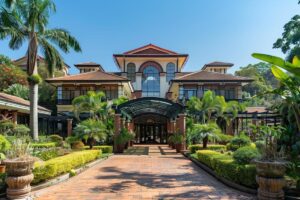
[0,135,11,152]
[30,142,56,149]
[33,148,59,161]
[226,135,251,151]
[83,145,113,153]
[215,133,233,145]
[48,135,63,146]
[71,141,85,149]
[33,150,101,184]
[189,144,226,154]
[196,150,257,188]
[233,146,261,164]
[254,140,265,153]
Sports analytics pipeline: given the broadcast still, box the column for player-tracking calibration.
[160,72,167,98]
[113,114,122,153]
[11,111,18,124]
[178,113,187,151]
[66,118,73,137]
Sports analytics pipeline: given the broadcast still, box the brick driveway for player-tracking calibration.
[33,145,254,200]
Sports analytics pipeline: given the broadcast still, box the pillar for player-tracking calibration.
[11,111,18,124]
[178,113,186,151]
[66,118,73,137]
[113,114,121,153]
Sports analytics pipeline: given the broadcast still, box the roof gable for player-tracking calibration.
[123,44,178,55]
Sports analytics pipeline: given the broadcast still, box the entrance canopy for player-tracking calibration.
[115,97,184,120]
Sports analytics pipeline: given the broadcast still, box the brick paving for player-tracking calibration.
[32,145,255,200]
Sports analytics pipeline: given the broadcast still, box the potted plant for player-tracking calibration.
[172,133,184,153]
[255,125,288,200]
[3,138,36,200]
[115,128,132,153]
[0,153,6,173]
[168,134,175,149]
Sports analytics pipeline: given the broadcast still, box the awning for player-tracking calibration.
[115,97,184,119]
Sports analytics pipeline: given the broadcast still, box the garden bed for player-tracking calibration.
[32,150,103,184]
[83,145,113,153]
[188,144,226,154]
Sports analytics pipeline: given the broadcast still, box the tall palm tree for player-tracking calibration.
[0,0,81,140]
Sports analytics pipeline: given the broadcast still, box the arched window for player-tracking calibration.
[127,63,136,82]
[142,66,160,97]
[166,62,175,82]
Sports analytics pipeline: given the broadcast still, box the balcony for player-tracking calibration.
[57,90,118,105]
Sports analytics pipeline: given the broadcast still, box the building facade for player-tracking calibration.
[46,44,252,144]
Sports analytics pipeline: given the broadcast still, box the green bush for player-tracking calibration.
[189,144,226,154]
[196,150,257,188]
[233,146,260,164]
[83,145,113,153]
[226,135,251,151]
[33,148,59,161]
[30,142,56,149]
[212,133,233,145]
[48,135,63,146]
[0,135,11,152]
[33,150,101,184]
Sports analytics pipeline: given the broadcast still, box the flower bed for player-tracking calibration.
[33,150,102,184]
[83,145,113,153]
[196,150,257,188]
[189,144,226,154]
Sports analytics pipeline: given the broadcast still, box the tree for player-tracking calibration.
[4,83,29,100]
[189,123,221,148]
[0,64,28,91]
[0,0,81,140]
[73,119,106,149]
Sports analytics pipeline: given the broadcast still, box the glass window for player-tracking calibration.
[142,66,160,97]
[57,87,62,100]
[127,63,136,82]
[166,62,175,82]
[179,86,197,100]
[225,88,235,100]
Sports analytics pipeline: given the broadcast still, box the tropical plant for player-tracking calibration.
[4,83,29,100]
[72,91,107,120]
[0,64,28,91]
[171,133,183,145]
[0,0,81,140]
[73,119,107,149]
[115,128,134,145]
[189,123,221,148]
[0,135,11,152]
[113,96,128,106]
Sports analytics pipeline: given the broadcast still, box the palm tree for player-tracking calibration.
[0,0,81,140]
[190,123,221,148]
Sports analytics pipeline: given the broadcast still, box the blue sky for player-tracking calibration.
[0,0,299,74]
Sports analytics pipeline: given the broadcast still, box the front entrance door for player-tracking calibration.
[135,124,167,144]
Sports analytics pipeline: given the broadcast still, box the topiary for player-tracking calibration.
[71,141,84,149]
[48,134,63,146]
[0,135,11,152]
[227,134,251,151]
[233,146,261,164]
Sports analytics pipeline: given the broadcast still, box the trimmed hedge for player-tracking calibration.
[33,150,101,184]
[31,142,56,149]
[189,144,226,154]
[83,145,113,153]
[196,150,257,188]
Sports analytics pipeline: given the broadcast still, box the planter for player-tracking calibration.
[3,159,35,200]
[0,165,6,173]
[255,160,287,200]
[175,144,182,153]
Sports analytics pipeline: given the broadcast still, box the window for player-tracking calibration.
[57,87,62,100]
[179,86,197,100]
[127,63,136,82]
[142,66,160,97]
[225,88,235,100]
[166,62,175,82]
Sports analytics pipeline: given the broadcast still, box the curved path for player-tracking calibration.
[33,145,255,200]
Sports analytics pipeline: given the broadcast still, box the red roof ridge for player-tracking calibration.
[123,44,178,55]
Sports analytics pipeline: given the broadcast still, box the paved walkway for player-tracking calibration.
[33,145,255,200]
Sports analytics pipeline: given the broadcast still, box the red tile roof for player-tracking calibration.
[246,107,267,113]
[46,70,129,82]
[0,93,50,112]
[202,61,234,70]
[173,71,253,82]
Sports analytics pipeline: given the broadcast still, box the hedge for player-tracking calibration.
[83,145,113,153]
[30,142,56,149]
[189,144,226,154]
[33,150,102,184]
[196,150,257,188]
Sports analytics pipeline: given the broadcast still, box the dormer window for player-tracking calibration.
[127,63,136,82]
